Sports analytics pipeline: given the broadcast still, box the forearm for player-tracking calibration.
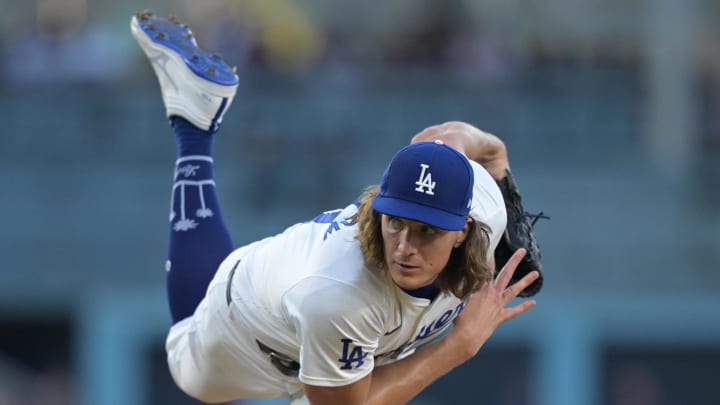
[365,337,474,405]
[411,121,510,180]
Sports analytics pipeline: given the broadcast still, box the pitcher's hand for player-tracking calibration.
[448,248,539,359]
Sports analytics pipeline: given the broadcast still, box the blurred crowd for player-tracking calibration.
[0,0,528,85]
[1,0,718,157]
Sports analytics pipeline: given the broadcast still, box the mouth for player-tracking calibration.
[389,261,429,290]
[393,261,420,272]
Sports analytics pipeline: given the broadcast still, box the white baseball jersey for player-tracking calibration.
[166,160,506,403]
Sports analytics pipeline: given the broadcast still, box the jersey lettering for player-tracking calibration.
[310,209,353,240]
[323,219,351,240]
[311,209,342,224]
[414,164,436,195]
[338,339,368,370]
[375,302,465,361]
[323,221,342,240]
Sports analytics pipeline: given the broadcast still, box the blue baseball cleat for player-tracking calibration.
[131,10,238,131]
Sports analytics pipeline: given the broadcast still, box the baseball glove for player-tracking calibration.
[494,169,548,297]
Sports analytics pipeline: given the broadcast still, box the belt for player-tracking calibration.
[256,339,300,377]
[226,259,241,305]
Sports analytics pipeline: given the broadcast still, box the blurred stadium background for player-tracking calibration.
[1,0,719,404]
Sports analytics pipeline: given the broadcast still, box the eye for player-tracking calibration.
[387,216,404,230]
[420,225,437,235]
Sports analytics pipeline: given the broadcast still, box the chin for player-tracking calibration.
[390,271,429,291]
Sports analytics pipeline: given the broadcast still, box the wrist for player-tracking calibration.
[469,140,509,180]
[442,328,484,361]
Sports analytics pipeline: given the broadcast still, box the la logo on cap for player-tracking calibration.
[371,140,473,230]
[414,163,436,195]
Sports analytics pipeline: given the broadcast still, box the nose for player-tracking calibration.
[396,230,418,256]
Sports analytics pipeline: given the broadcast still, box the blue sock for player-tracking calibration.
[166,117,234,324]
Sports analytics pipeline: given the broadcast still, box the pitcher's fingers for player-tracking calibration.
[504,270,540,304]
[501,299,537,323]
[495,248,527,289]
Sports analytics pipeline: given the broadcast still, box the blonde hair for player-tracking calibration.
[349,185,493,300]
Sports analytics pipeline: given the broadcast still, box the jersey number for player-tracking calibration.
[338,339,368,370]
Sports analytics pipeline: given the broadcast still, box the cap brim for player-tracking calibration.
[372,195,467,231]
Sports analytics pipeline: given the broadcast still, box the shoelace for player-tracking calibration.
[505,187,550,227]
[522,211,550,227]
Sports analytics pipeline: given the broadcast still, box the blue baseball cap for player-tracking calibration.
[372,140,474,231]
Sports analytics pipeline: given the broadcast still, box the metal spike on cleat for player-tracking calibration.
[138,10,153,21]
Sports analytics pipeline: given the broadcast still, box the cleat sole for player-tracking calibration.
[131,13,238,87]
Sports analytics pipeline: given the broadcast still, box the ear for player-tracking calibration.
[454,218,472,247]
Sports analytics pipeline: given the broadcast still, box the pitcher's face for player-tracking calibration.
[381,215,468,291]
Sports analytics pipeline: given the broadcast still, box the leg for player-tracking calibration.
[131,11,238,323]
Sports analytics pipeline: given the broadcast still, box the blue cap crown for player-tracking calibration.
[372,141,473,231]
